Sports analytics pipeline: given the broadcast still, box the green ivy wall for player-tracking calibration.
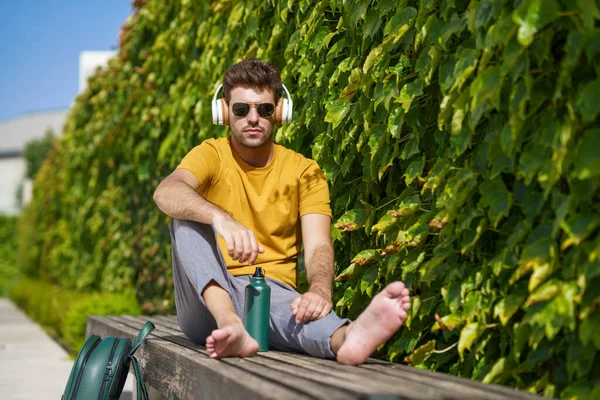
[21,0,600,397]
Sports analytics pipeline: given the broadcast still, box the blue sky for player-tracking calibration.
[0,1,133,121]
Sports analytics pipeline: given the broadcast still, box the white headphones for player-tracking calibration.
[211,84,293,125]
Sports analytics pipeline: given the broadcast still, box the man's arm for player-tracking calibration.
[153,169,264,264]
[291,213,335,323]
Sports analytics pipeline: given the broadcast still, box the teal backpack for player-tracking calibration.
[62,321,155,400]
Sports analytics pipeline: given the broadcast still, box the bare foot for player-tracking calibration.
[205,319,259,359]
[336,281,410,365]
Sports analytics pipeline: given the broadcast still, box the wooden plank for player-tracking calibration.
[130,316,440,400]
[151,315,542,400]
[87,316,310,400]
[110,316,355,400]
[359,363,543,400]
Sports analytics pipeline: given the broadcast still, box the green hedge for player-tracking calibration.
[0,215,19,296]
[20,0,599,397]
[11,279,140,352]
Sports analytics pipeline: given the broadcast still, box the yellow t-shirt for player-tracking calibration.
[176,137,331,289]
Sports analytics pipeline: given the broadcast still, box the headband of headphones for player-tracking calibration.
[211,84,293,126]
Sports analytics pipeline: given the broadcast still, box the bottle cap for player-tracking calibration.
[253,267,265,278]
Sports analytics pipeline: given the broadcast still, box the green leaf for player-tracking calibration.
[312,26,335,55]
[560,212,600,250]
[572,128,600,180]
[325,100,350,128]
[346,0,369,27]
[405,340,436,366]
[579,310,600,349]
[451,48,479,91]
[360,265,379,296]
[526,279,560,306]
[396,79,423,113]
[384,7,417,37]
[438,14,467,50]
[512,0,560,47]
[372,213,398,234]
[478,177,513,228]
[576,80,600,123]
[363,8,382,39]
[404,156,425,185]
[334,207,367,232]
[458,322,483,358]
[400,136,419,160]
[469,66,502,112]
[351,249,382,266]
[363,45,384,74]
[494,292,527,325]
[391,194,421,217]
[482,357,506,384]
[576,0,600,31]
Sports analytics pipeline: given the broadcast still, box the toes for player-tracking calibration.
[385,281,407,297]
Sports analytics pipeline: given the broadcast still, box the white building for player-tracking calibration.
[0,109,68,215]
[0,50,116,215]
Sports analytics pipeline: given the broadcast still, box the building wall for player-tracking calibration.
[0,157,26,215]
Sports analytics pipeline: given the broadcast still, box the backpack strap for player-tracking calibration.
[129,321,155,356]
[128,355,149,400]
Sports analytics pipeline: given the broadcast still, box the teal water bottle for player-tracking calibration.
[244,267,271,352]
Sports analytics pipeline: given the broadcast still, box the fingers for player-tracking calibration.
[290,296,301,316]
[218,218,263,265]
[293,293,333,323]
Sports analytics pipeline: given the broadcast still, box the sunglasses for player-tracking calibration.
[232,102,275,118]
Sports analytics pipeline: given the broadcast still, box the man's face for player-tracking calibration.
[228,86,275,149]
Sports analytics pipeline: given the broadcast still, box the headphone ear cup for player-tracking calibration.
[219,98,229,126]
[212,99,219,125]
[274,97,284,125]
[284,99,293,124]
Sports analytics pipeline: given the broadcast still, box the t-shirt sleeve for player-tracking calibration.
[299,160,332,217]
[176,141,220,194]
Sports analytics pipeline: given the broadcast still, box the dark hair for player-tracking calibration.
[222,58,283,104]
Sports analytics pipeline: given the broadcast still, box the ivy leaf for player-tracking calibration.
[560,213,600,250]
[312,26,335,55]
[360,265,379,296]
[372,213,398,234]
[458,322,483,358]
[384,7,418,37]
[351,249,382,266]
[396,79,423,113]
[494,292,527,325]
[576,0,600,31]
[403,156,425,185]
[391,194,421,217]
[363,8,382,39]
[340,68,363,102]
[478,176,513,228]
[482,358,507,384]
[578,310,600,349]
[512,0,560,47]
[438,13,467,50]
[469,66,502,113]
[525,279,560,306]
[404,340,436,366]
[576,81,600,123]
[334,207,366,231]
[325,100,350,128]
[451,48,479,91]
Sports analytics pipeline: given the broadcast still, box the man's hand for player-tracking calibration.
[212,214,265,265]
[290,288,333,324]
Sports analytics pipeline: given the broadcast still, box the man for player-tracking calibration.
[153,58,410,365]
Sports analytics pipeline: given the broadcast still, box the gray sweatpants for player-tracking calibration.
[170,219,349,359]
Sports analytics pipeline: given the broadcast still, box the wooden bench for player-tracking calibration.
[87,316,543,400]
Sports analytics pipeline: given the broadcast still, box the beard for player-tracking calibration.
[231,126,273,149]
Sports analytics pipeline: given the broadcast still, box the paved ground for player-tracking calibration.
[0,298,134,399]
